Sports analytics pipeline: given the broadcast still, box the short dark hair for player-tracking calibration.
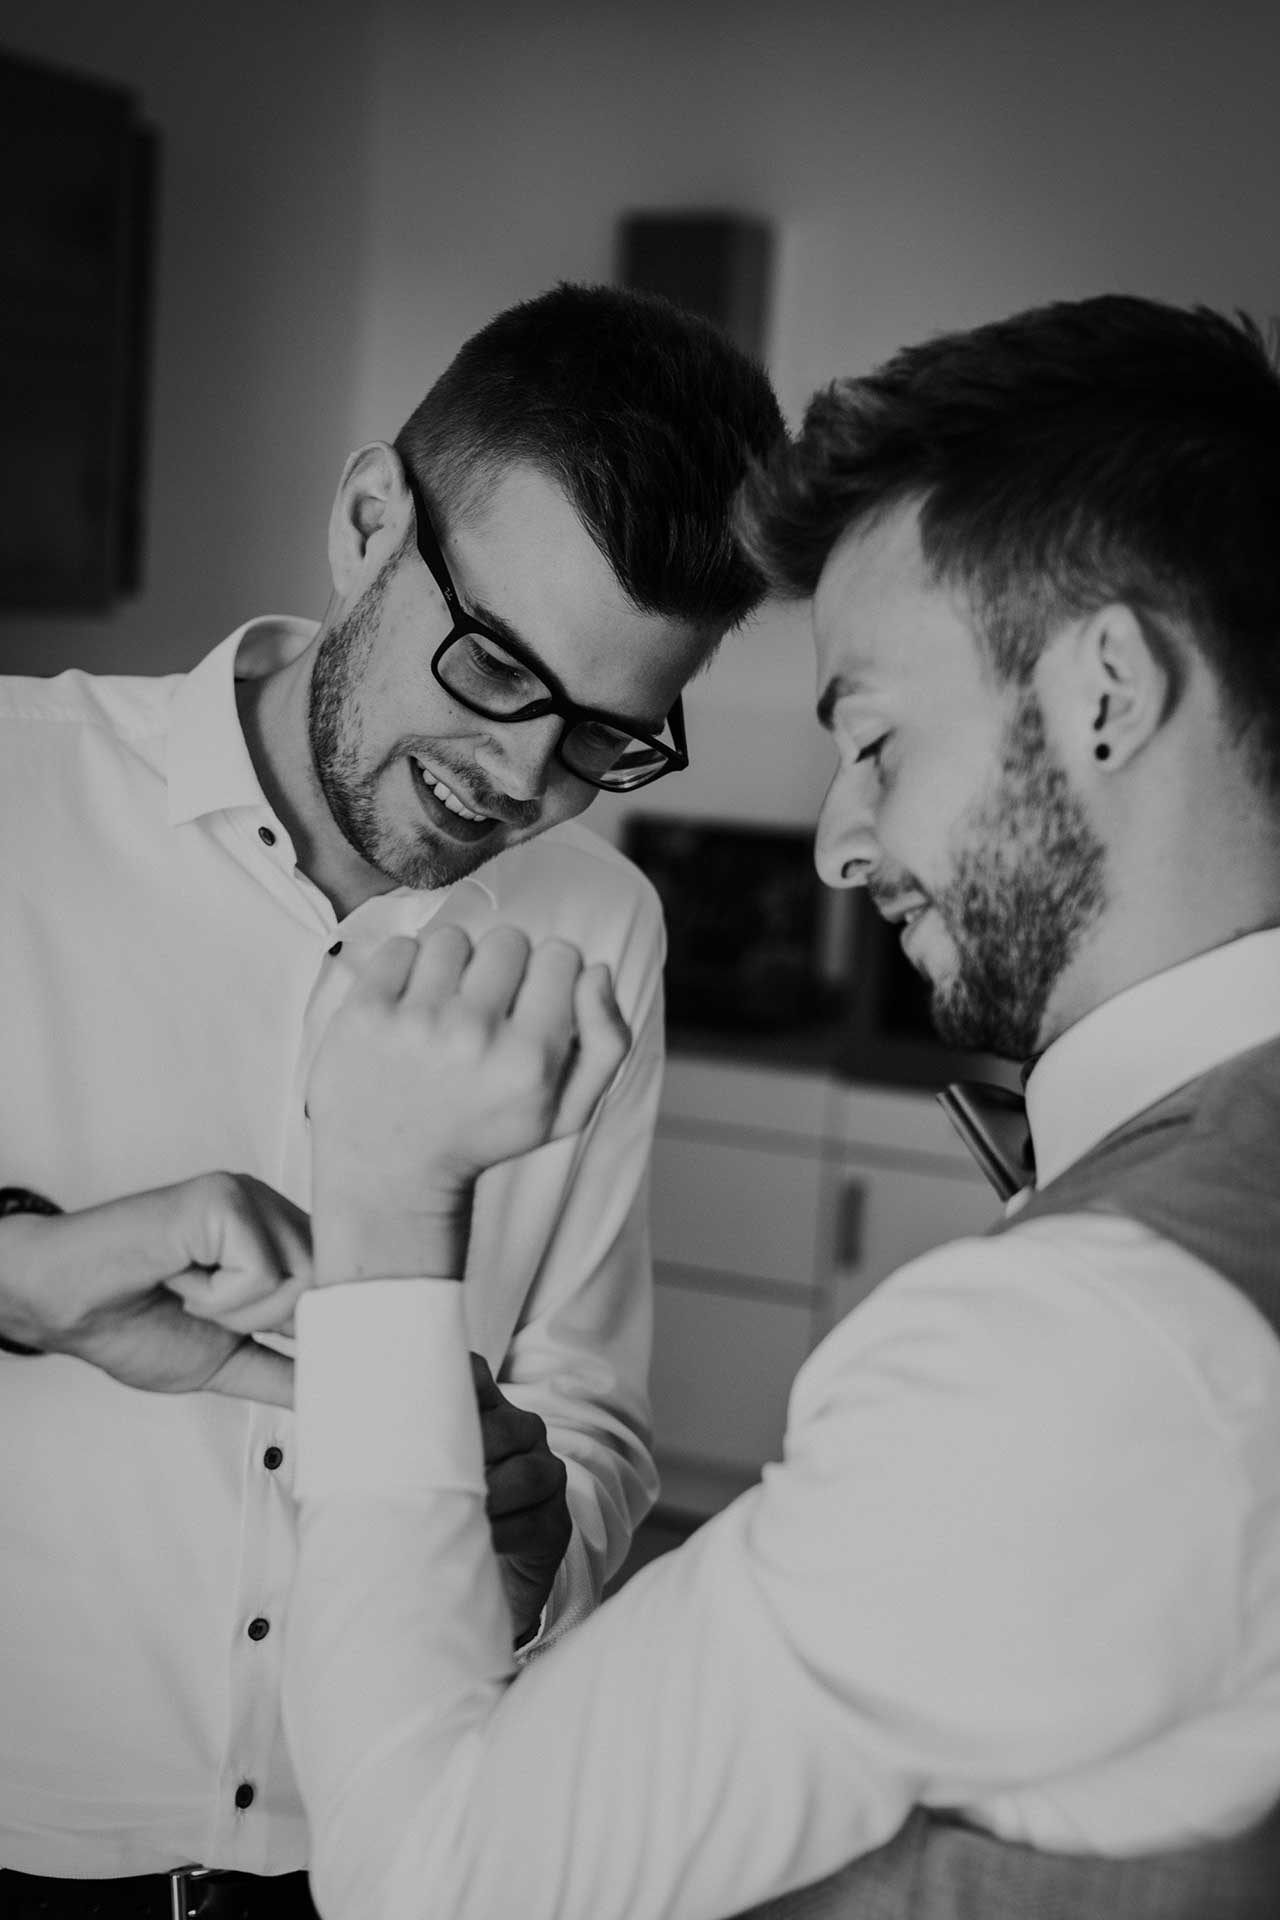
[395,282,785,633]
[738,295,1280,790]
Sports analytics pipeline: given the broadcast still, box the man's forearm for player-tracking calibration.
[285,1282,885,1920]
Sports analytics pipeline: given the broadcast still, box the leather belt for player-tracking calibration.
[0,1866,320,1919]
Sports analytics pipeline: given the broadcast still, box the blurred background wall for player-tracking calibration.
[2,0,1278,828]
[0,0,373,677]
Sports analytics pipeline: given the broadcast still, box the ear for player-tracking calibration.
[1063,602,1178,776]
[327,442,414,596]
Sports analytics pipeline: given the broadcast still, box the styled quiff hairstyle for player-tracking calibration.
[395,282,785,633]
[738,295,1280,791]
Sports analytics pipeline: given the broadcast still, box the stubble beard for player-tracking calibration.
[922,690,1107,1060]
[307,567,529,894]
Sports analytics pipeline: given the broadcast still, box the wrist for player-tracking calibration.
[312,1199,472,1287]
[0,1190,63,1354]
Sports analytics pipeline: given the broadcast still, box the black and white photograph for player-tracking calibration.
[1,4,1278,1915]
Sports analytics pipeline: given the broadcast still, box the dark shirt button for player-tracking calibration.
[258,825,276,847]
[247,1616,270,1642]
[328,940,343,957]
[263,1446,283,1471]
[234,1781,255,1810]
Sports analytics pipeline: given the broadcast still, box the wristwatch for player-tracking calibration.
[0,1186,62,1355]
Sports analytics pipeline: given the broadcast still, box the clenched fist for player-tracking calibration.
[0,1173,309,1405]
[307,924,630,1285]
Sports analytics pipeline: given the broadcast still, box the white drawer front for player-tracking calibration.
[650,1133,822,1290]
[822,1157,1001,1322]
[650,1278,814,1473]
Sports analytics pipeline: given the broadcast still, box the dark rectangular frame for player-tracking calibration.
[0,49,158,611]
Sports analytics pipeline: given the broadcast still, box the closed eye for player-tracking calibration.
[461,635,530,688]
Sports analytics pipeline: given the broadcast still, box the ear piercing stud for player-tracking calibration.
[1092,694,1110,762]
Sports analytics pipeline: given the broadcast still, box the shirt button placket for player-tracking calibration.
[220,1410,290,1867]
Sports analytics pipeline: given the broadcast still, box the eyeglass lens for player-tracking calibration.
[437,633,674,788]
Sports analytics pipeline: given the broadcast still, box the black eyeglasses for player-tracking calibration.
[406,476,689,793]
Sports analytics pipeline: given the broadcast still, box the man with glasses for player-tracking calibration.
[0,282,783,1919]
[408,474,690,794]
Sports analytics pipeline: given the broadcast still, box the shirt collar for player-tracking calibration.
[1024,927,1280,1186]
[166,616,502,912]
[167,617,317,827]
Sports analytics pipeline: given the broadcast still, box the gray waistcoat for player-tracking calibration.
[735,1034,1280,1920]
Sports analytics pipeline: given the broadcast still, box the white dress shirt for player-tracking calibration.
[287,930,1280,1920]
[0,621,662,1877]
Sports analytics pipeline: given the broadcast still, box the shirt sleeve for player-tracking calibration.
[285,1222,1247,1920]
[462,879,667,1641]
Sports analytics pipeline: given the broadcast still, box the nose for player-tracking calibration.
[814,763,879,890]
[473,715,564,805]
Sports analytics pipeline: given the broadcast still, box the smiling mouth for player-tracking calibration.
[410,756,490,823]
[873,894,929,932]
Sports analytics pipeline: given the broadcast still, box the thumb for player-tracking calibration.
[205,1338,295,1409]
[469,1350,503,1410]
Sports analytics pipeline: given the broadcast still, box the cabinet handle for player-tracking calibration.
[836,1178,866,1267]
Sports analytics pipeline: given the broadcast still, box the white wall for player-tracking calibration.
[352,0,1280,839]
[4,0,1279,835]
[0,0,374,677]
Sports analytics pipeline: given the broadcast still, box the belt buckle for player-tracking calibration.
[168,1864,217,1919]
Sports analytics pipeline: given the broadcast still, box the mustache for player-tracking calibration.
[866,869,927,920]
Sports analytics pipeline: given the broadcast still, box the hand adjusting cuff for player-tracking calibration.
[0,1187,62,1355]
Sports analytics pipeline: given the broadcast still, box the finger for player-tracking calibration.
[455,925,533,1021]
[167,1259,280,1319]
[167,1269,311,1336]
[238,1178,313,1281]
[552,964,631,1137]
[470,1350,504,1410]
[172,1177,310,1317]
[403,923,474,1009]
[344,934,422,1009]
[478,1400,549,1468]
[510,939,583,1050]
[504,940,583,1105]
[490,1501,568,1560]
[205,1337,295,1409]
[485,1447,567,1518]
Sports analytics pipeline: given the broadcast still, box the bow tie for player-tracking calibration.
[937,1081,1035,1200]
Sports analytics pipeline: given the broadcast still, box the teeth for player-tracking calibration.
[415,761,487,822]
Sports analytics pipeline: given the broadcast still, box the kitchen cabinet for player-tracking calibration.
[648,1056,1000,1517]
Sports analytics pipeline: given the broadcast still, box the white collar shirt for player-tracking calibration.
[289,932,1280,1920]
[0,620,663,1876]
[1024,927,1280,1185]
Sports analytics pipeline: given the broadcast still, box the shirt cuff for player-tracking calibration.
[295,1280,485,1501]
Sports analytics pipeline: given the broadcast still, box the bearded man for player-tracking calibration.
[0,282,784,1919]
[275,295,1279,1920]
